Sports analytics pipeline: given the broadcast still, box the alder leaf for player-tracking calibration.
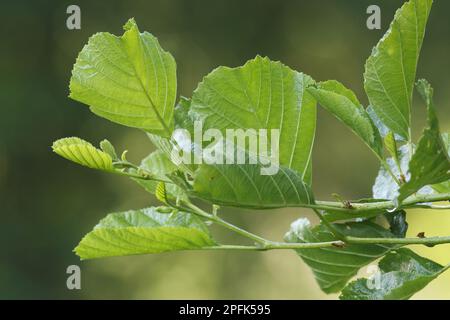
[175,56,318,207]
[192,164,313,209]
[397,80,450,203]
[52,137,113,171]
[307,80,383,157]
[340,248,449,300]
[188,56,316,181]
[367,105,406,142]
[75,207,215,259]
[70,18,176,136]
[384,131,400,168]
[100,139,118,160]
[285,218,398,293]
[364,0,433,139]
[155,182,169,204]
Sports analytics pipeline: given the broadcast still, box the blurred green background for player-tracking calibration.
[1,0,449,299]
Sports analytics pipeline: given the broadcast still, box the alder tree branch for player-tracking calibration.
[179,198,450,252]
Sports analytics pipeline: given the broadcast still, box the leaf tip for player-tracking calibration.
[123,17,138,32]
[73,245,86,261]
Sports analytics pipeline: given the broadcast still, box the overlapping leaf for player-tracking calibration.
[340,248,449,300]
[147,132,196,176]
[397,80,450,203]
[70,18,176,136]
[367,105,405,141]
[188,56,316,182]
[285,218,397,293]
[171,56,319,207]
[75,207,215,259]
[364,0,433,139]
[307,80,382,157]
[192,164,313,209]
[384,131,400,167]
[99,139,118,160]
[52,137,113,171]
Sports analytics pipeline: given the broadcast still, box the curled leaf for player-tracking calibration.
[155,182,169,204]
[52,137,113,171]
[100,139,118,160]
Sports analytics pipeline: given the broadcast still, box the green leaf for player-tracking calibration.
[147,132,196,175]
[189,56,316,181]
[384,131,400,167]
[100,139,118,160]
[52,137,113,171]
[307,80,382,156]
[364,0,433,139]
[75,207,215,259]
[432,181,450,194]
[174,96,194,131]
[285,219,397,293]
[155,182,169,204]
[69,18,176,136]
[367,105,405,142]
[192,164,313,208]
[397,80,450,203]
[181,57,317,208]
[133,149,187,200]
[340,248,449,300]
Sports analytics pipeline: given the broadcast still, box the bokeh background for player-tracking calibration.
[1,0,449,299]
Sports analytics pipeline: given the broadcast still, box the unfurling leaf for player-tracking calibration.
[100,139,118,160]
[285,218,397,293]
[364,0,433,139]
[75,207,216,259]
[155,182,169,204]
[340,248,449,300]
[384,131,400,168]
[397,80,450,203]
[70,18,176,136]
[307,80,382,157]
[52,137,113,171]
